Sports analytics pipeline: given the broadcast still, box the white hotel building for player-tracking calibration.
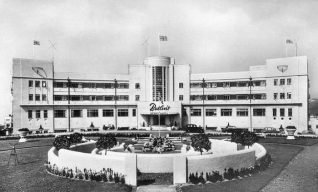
[12,56,309,133]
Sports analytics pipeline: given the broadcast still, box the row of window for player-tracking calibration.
[54,95,133,101]
[274,78,292,86]
[190,108,293,117]
[274,92,292,100]
[53,82,133,89]
[29,80,47,88]
[54,109,136,118]
[273,108,293,117]
[190,80,266,88]
[28,110,48,119]
[190,94,266,101]
[29,94,47,101]
[28,109,136,119]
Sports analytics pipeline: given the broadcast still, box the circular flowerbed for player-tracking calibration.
[47,133,269,186]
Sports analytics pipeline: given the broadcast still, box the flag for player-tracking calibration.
[286,39,293,44]
[159,35,168,41]
[33,40,40,45]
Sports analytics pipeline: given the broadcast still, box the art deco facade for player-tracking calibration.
[12,56,308,133]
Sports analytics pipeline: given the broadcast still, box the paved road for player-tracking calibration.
[261,143,318,192]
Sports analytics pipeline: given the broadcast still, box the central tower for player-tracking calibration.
[143,56,175,102]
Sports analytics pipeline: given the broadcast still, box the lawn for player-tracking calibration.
[0,137,306,192]
[257,137,318,146]
[0,138,132,192]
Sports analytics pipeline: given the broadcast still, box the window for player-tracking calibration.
[54,110,66,118]
[191,109,201,116]
[287,92,292,99]
[35,94,41,101]
[280,79,285,85]
[42,81,47,87]
[273,108,277,117]
[36,110,41,118]
[237,108,248,116]
[105,95,114,101]
[135,95,140,101]
[118,83,129,89]
[274,79,278,86]
[206,109,217,116]
[132,109,136,117]
[207,95,217,100]
[179,95,183,101]
[280,108,285,117]
[44,110,48,118]
[179,83,183,88]
[253,108,266,116]
[274,93,278,100]
[28,110,32,119]
[87,109,99,117]
[29,94,33,101]
[103,109,113,117]
[280,93,285,99]
[35,81,40,87]
[118,95,129,101]
[118,109,129,117]
[53,82,67,88]
[42,94,47,101]
[221,109,232,116]
[29,80,33,87]
[288,108,292,117]
[287,78,292,85]
[135,83,140,89]
[71,110,82,118]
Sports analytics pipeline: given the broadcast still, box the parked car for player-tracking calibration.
[184,124,204,133]
[262,127,279,133]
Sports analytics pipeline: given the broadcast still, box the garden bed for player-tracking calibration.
[137,173,173,186]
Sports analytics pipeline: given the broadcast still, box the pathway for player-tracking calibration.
[261,143,318,192]
[136,185,177,192]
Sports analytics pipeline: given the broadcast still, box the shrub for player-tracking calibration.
[53,136,71,150]
[69,133,83,144]
[241,131,258,148]
[96,135,117,150]
[190,134,211,155]
[18,128,29,132]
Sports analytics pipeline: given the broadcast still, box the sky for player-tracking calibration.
[0,0,317,122]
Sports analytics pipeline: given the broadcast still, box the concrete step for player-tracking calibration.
[136,185,177,192]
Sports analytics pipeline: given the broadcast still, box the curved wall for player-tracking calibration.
[47,139,267,186]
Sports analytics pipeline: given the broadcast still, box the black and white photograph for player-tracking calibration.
[0,0,318,191]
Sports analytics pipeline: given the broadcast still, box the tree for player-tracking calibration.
[69,133,83,144]
[53,136,71,150]
[231,130,258,148]
[190,134,211,155]
[241,131,258,148]
[95,135,117,152]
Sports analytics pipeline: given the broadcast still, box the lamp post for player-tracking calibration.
[202,78,206,131]
[159,111,161,137]
[114,79,118,130]
[67,77,71,132]
[249,77,253,132]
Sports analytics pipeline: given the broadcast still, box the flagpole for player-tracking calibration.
[33,44,35,59]
[285,41,287,57]
[158,33,161,56]
[295,42,298,56]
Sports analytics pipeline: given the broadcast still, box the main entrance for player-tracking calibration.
[152,115,166,126]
